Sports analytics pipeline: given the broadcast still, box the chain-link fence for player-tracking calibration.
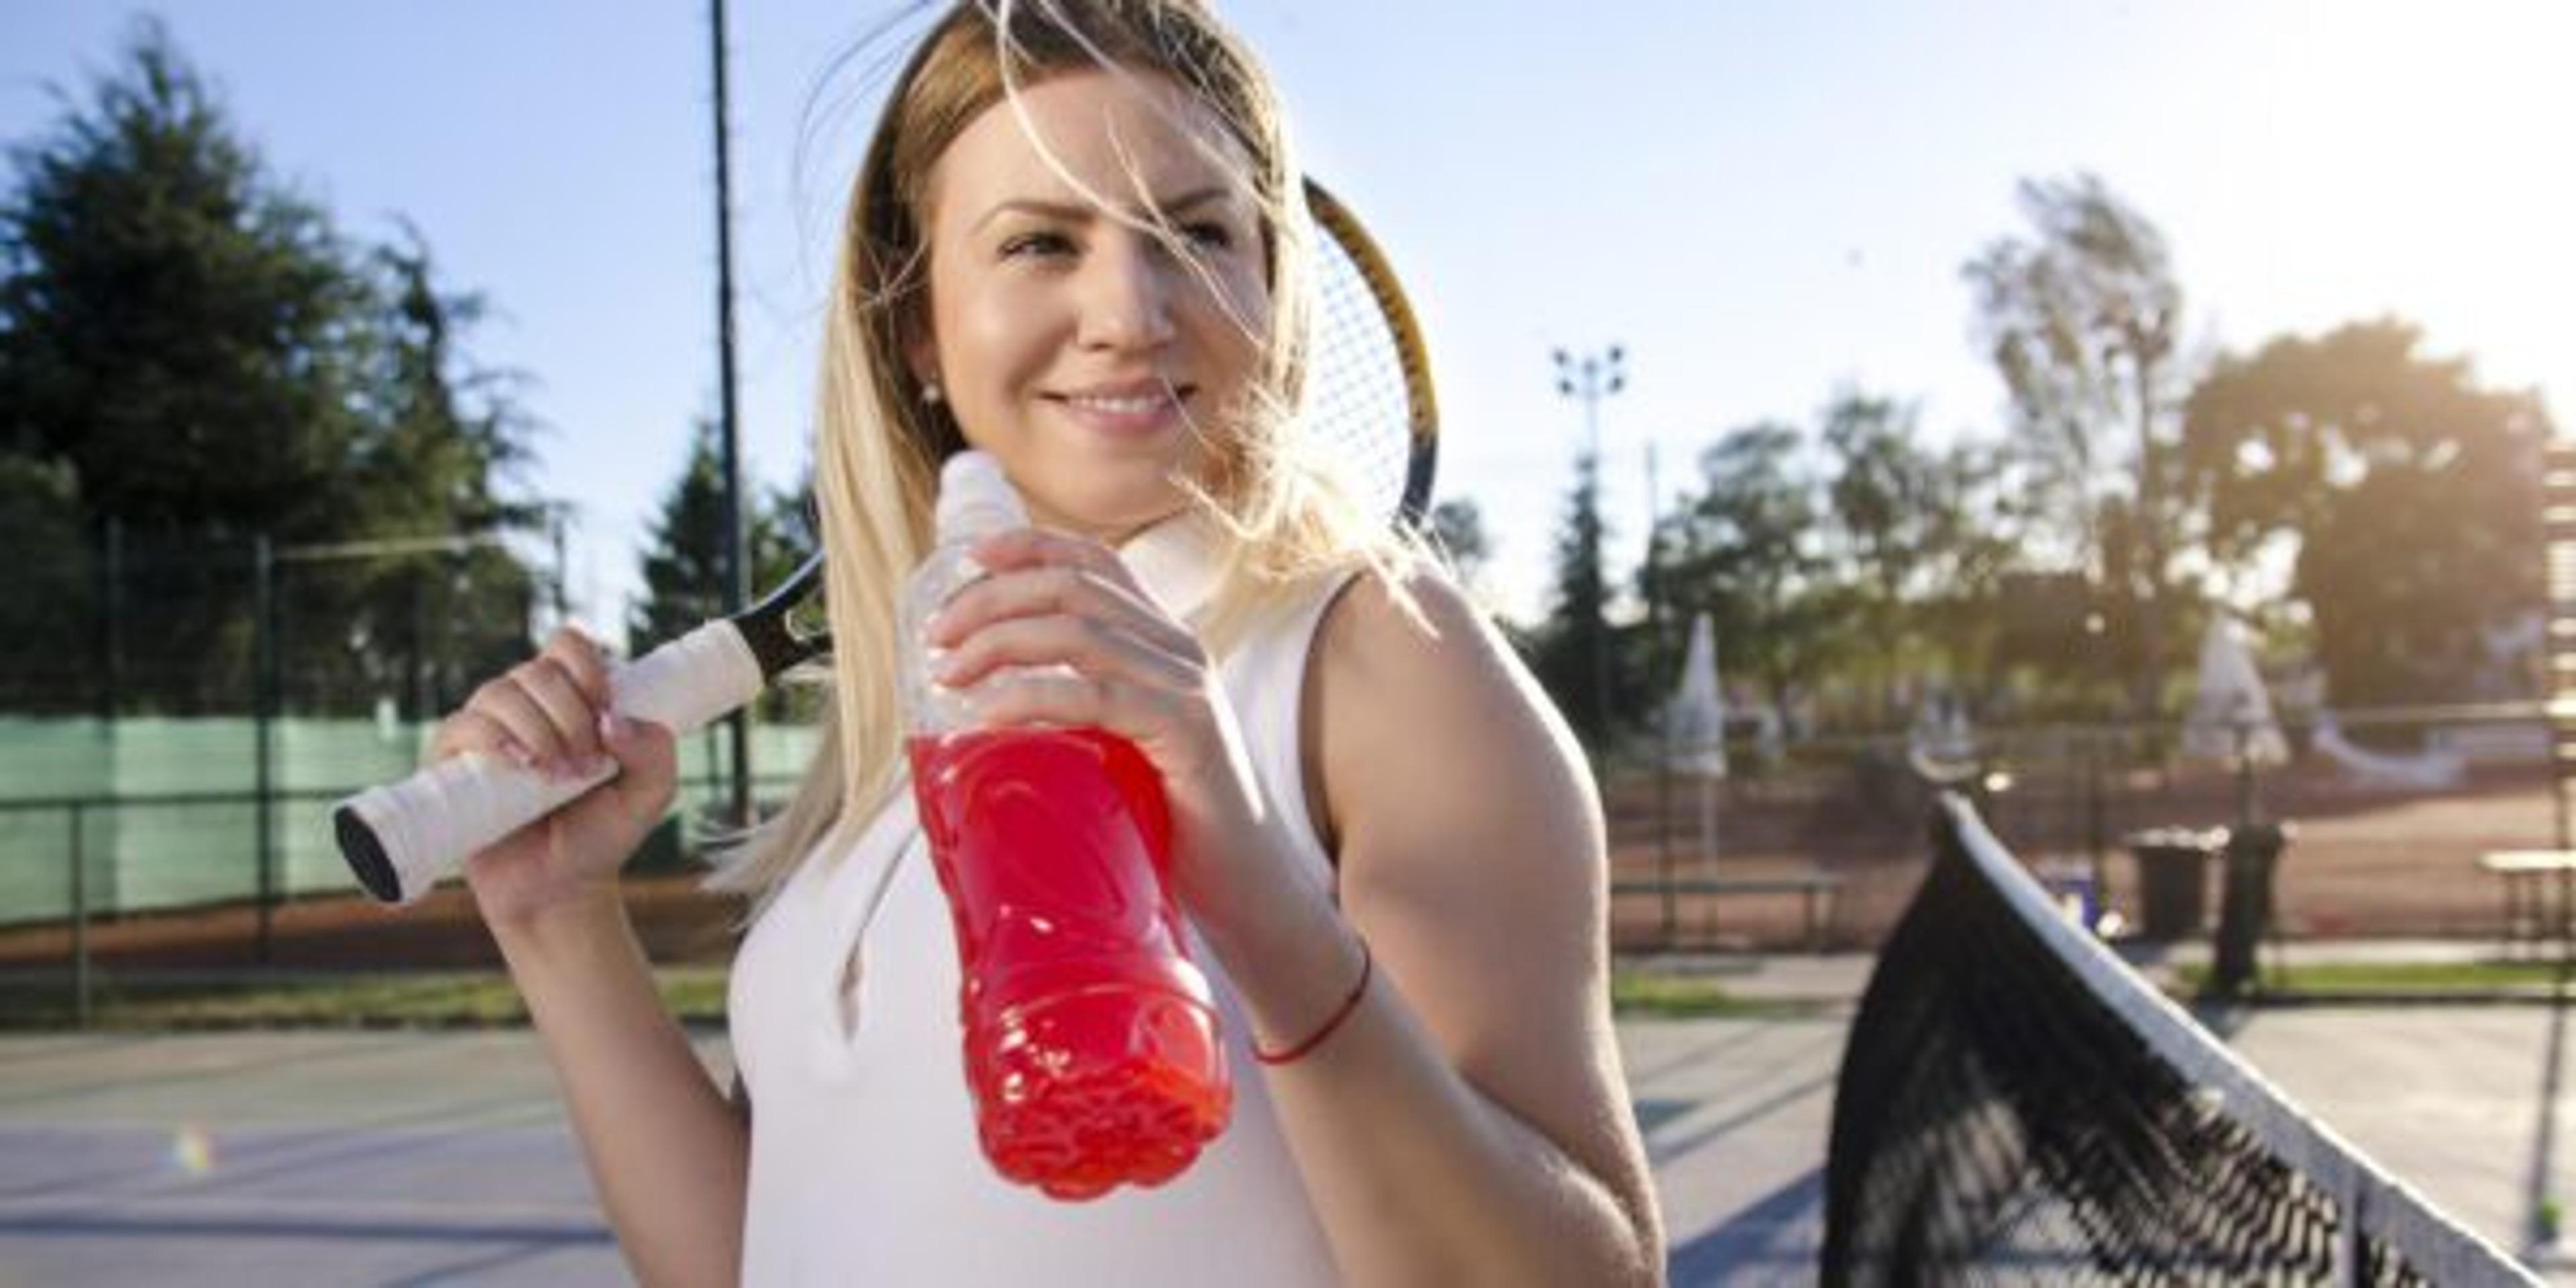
[10,521,2565,1003]
[0,522,834,1020]
[0,523,560,721]
[1607,703,2566,955]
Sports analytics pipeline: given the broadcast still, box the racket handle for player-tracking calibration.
[332,621,767,905]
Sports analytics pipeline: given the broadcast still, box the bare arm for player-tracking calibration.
[931,537,1662,1285]
[1206,573,1664,1286]
[435,627,751,1287]
[493,899,749,1288]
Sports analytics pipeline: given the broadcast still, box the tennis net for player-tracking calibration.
[1821,794,2537,1286]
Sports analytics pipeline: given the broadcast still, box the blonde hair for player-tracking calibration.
[708,0,1424,906]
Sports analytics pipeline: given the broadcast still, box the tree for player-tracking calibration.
[318,230,547,719]
[1428,496,1491,592]
[2180,319,2549,706]
[631,420,737,655]
[0,19,541,715]
[0,19,363,537]
[1651,423,1847,729]
[0,458,95,710]
[629,419,811,654]
[1964,174,2192,717]
[1819,391,1943,720]
[1525,453,1619,749]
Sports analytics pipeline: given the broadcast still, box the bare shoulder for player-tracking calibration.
[1303,564,1606,998]
[1307,568,1582,766]
[1313,568,1516,696]
[1299,567,1644,1208]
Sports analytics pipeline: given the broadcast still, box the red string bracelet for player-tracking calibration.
[1253,936,1373,1067]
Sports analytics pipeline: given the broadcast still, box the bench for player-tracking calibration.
[2477,851,2576,952]
[1612,873,1845,952]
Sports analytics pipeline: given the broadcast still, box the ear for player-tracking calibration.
[900,309,940,394]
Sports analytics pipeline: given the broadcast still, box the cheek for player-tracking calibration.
[1195,269,1272,372]
[941,283,1056,392]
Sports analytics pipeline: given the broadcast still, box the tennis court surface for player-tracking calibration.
[0,995,2565,1285]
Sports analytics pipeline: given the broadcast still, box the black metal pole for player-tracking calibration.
[1554,346,1625,747]
[1646,437,1671,944]
[253,535,276,965]
[69,803,89,1029]
[1655,755,1675,945]
[2086,727,2106,922]
[551,509,570,626]
[1584,403,1610,739]
[710,0,752,828]
[97,517,122,725]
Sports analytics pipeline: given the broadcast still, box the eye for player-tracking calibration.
[999,230,1075,260]
[1182,221,1236,252]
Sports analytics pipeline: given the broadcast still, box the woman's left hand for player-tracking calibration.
[922,526,1287,938]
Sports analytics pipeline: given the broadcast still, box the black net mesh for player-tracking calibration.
[1821,798,2531,1287]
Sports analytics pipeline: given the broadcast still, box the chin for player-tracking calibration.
[1020,478,1189,541]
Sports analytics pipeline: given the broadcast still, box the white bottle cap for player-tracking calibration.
[936,450,1028,541]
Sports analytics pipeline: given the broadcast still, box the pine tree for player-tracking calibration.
[1529,452,1617,749]
[0,18,540,714]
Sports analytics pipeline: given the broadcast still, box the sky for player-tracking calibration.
[3,1,2569,628]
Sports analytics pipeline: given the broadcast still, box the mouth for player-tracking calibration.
[1043,380,1196,437]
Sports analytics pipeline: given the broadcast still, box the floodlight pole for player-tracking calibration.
[1553,344,1627,744]
[709,0,751,826]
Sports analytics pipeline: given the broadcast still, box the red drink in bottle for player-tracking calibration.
[899,451,1232,1201]
[908,728,1231,1199]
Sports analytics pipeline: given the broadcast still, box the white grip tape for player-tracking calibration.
[335,622,766,905]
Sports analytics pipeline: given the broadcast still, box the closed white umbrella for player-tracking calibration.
[2182,615,2289,826]
[1665,613,1727,867]
[1668,613,1727,780]
[2183,617,2290,767]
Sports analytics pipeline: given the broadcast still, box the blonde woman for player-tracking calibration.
[432,2,1662,1282]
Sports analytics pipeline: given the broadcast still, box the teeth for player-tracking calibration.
[1067,394,1167,414]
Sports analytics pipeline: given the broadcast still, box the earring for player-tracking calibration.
[921,382,944,407]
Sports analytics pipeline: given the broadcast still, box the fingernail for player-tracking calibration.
[598,710,629,741]
[502,743,538,772]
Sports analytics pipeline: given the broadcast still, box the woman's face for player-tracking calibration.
[912,68,1271,543]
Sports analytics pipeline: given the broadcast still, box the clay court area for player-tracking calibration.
[1605,756,2563,953]
[0,756,2561,972]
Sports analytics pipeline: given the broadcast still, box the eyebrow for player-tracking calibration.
[971,186,1235,232]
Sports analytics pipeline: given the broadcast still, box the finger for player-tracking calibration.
[969,670,1187,742]
[930,564,1193,657]
[429,708,537,772]
[965,526,1129,577]
[957,528,1149,611]
[469,676,578,774]
[542,626,614,710]
[515,657,608,768]
[936,613,1194,694]
[598,712,676,827]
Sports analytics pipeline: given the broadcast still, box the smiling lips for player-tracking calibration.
[1046,380,1194,437]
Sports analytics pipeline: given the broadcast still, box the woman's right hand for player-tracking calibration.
[425,625,678,934]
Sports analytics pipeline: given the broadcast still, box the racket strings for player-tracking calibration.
[1303,211,1422,529]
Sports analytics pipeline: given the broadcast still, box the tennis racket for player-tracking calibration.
[333,178,1438,904]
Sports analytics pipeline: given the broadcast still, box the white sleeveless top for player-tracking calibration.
[729,515,1355,1287]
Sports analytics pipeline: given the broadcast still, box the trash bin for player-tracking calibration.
[2125,827,2224,941]
[2211,822,2293,996]
[2036,861,2100,932]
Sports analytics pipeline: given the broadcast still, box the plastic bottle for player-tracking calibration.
[898,450,1232,1201]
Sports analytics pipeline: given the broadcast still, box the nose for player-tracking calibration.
[1074,232,1179,354]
